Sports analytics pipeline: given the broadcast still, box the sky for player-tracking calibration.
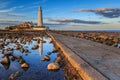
[0,0,120,30]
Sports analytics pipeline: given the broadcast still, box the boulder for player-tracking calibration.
[1,56,10,64]
[0,56,10,70]
[47,62,60,71]
[21,63,29,68]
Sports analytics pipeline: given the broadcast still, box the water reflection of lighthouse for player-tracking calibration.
[39,37,43,55]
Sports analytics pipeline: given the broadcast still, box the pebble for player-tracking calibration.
[41,55,50,61]
[47,52,52,55]
[11,56,15,61]
[9,71,20,80]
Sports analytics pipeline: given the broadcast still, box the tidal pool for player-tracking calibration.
[0,35,64,80]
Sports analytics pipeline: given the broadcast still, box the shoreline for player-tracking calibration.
[47,32,108,80]
[50,30,120,48]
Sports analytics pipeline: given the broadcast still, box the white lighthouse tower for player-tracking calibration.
[34,6,46,30]
[38,6,43,26]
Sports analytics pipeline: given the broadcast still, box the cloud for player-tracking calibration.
[44,23,66,27]
[42,17,106,29]
[48,18,104,24]
[0,19,22,23]
[0,0,10,8]
[0,6,24,13]
[5,13,25,17]
[0,7,15,13]
[0,22,18,26]
[0,20,22,27]
[72,8,120,18]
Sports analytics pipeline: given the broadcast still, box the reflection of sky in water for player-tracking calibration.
[117,44,120,48]
[0,51,3,61]
[0,37,64,80]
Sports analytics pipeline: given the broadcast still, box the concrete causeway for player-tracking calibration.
[49,32,120,80]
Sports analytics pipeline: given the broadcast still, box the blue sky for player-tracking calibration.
[0,0,120,30]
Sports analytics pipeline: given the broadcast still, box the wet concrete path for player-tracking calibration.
[50,32,120,80]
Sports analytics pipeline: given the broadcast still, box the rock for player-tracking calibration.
[24,49,29,53]
[22,41,26,44]
[15,56,22,59]
[24,46,28,48]
[25,53,28,56]
[1,56,10,70]
[105,39,114,46]
[49,40,53,44]
[47,62,60,71]
[21,62,29,71]
[41,55,50,61]
[52,50,59,53]
[32,45,39,50]
[41,58,45,61]
[18,58,25,64]
[4,51,12,56]
[113,38,118,43]
[2,49,4,54]
[16,44,22,50]
[11,56,15,61]
[14,71,20,77]
[112,43,118,47]
[47,52,52,55]
[6,48,13,51]
[9,74,14,80]
[98,35,108,40]
[42,40,46,43]
[20,48,24,53]
[1,56,10,64]
[55,57,61,63]
[21,63,29,68]
[0,43,4,49]
[9,71,20,80]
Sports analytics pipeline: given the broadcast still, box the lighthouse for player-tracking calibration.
[38,6,43,26]
[34,6,46,30]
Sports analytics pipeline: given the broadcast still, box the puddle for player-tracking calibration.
[0,35,64,80]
